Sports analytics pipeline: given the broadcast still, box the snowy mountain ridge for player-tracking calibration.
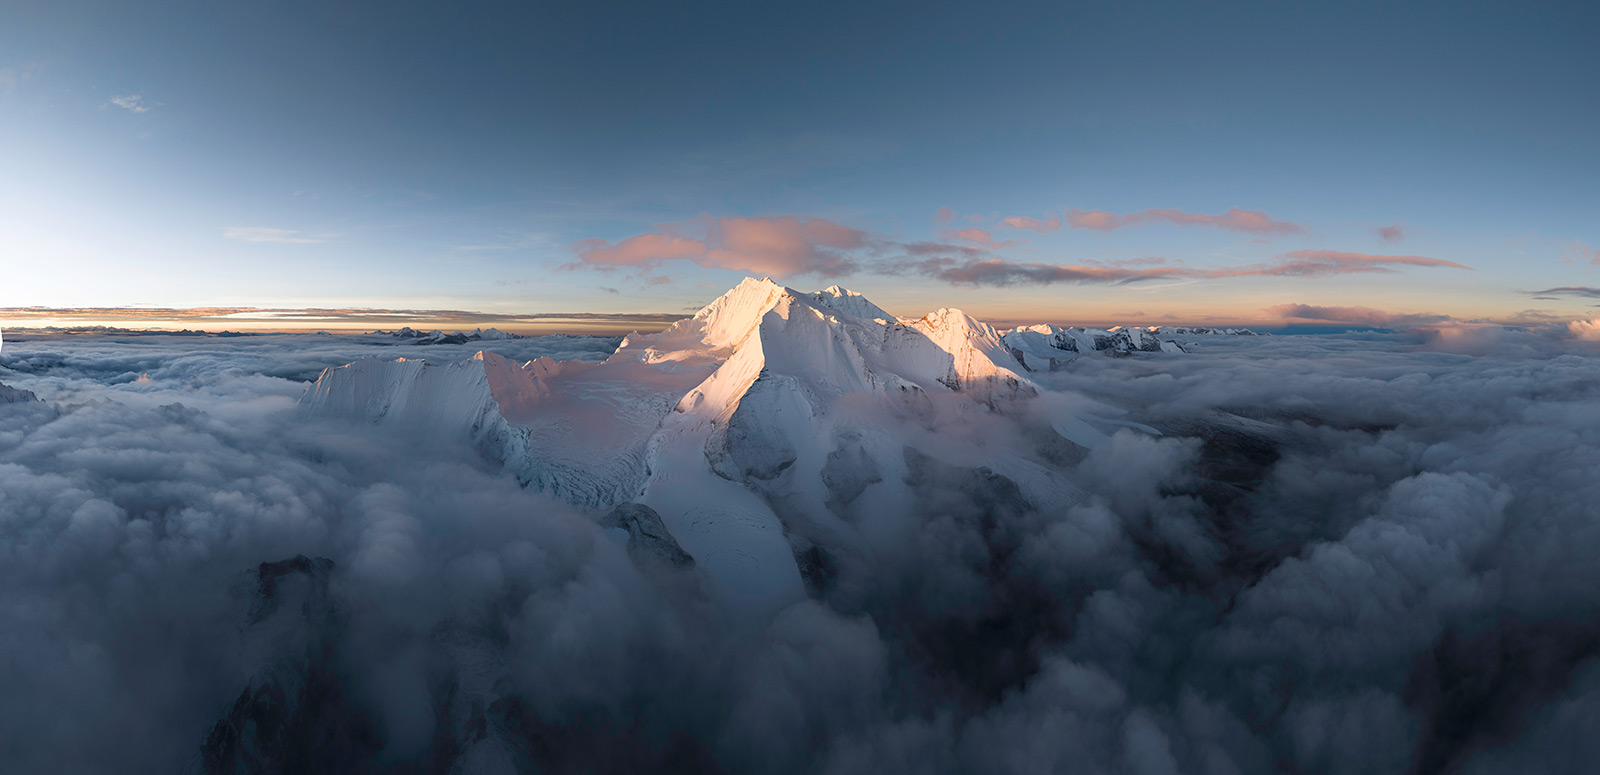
[372,326,524,345]
[301,279,1184,610]
[1150,325,1258,336]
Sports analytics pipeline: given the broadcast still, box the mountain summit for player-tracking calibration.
[301,279,1183,610]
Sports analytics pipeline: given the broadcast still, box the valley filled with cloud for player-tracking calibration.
[4,298,1599,774]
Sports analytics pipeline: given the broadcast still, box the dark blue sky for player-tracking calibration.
[5,0,1598,327]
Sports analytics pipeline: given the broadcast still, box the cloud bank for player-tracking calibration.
[3,327,1600,773]
[1,307,682,334]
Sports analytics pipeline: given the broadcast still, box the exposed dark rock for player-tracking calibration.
[820,434,884,513]
[201,556,384,775]
[0,380,40,404]
[601,503,695,568]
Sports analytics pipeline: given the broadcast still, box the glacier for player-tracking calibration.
[301,278,1187,611]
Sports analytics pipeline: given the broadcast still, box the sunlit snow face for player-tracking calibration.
[3,328,1600,774]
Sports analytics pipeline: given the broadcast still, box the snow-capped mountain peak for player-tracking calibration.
[806,284,895,322]
[690,276,791,351]
[299,278,1181,611]
[999,322,1195,371]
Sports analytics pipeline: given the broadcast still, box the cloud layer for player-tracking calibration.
[4,327,1600,773]
[1,307,682,334]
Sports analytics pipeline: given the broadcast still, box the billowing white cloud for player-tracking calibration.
[2,327,1600,772]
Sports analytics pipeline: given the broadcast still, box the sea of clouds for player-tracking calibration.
[2,329,1599,774]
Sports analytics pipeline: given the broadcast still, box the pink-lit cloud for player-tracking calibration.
[573,215,867,277]
[1569,319,1600,341]
[576,214,1467,288]
[1063,207,1305,235]
[1561,240,1600,265]
[937,227,1015,249]
[933,207,988,225]
[1376,223,1405,242]
[574,232,706,266]
[1087,256,1170,268]
[1000,216,1062,233]
[897,240,987,257]
[1230,250,1470,276]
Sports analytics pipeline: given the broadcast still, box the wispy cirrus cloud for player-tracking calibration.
[573,214,1466,287]
[1525,286,1600,299]
[109,94,154,113]
[1265,303,1455,327]
[1561,240,1600,265]
[1000,215,1062,233]
[1063,207,1305,235]
[886,258,1180,286]
[0,62,43,90]
[937,227,1016,250]
[1264,303,1583,331]
[572,215,866,277]
[890,250,1470,287]
[223,227,325,244]
[1245,250,1469,275]
[934,207,987,225]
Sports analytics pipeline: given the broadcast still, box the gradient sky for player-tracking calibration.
[4,0,1598,331]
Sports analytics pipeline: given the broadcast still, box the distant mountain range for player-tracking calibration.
[370,326,524,344]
